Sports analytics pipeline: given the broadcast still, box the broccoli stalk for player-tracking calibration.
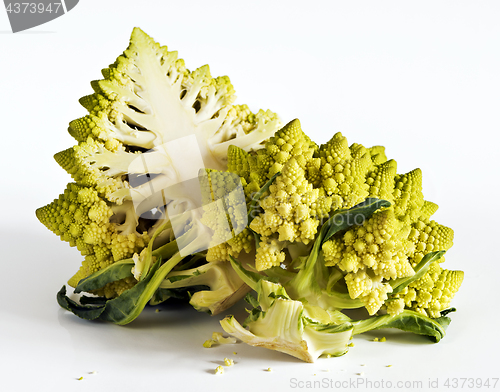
[220,279,354,363]
[158,259,251,315]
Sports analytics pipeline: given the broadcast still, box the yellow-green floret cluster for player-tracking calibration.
[393,261,464,318]
[200,170,254,263]
[320,163,458,317]
[323,208,415,315]
[226,118,461,319]
[36,182,149,296]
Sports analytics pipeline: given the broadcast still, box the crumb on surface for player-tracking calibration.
[212,332,237,345]
[348,342,354,347]
[373,337,379,342]
[266,367,272,372]
[224,358,234,367]
[215,366,224,375]
[203,339,214,348]
[77,377,83,381]
[380,337,386,342]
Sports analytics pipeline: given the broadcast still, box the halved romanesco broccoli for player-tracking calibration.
[39,29,463,363]
[37,28,281,299]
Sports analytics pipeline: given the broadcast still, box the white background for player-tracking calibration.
[1,1,499,391]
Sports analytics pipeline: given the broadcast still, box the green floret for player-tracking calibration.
[368,145,388,165]
[244,118,316,192]
[393,168,425,224]
[36,182,150,294]
[227,145,251,183]
[200,170,253,263]
[366,159,397,203]
[323,208,415,315]
[318,132,372,209]
[408,218,454,266]
[250,158,321,244]
[394,262,464,318]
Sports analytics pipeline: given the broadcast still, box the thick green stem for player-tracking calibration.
[350,309,448,342]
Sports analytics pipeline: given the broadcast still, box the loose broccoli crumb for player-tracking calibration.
[348,342,355,347]
[373,338,379,342]
[233,351,237,355]
[212,332,237,344]
[215,366,224,375]
[267,367,273,372]
[203,340,214,348]
[380,337,386,342]
[203,332,237,348]
[386,365,393,367]
[77,377,83,381]
[224,358,234,366]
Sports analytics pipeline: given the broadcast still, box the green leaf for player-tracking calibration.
[56,286,105,320]
[248,227,261,249]
[98,250,186,325]
[79,295,108,306]
[247,172,280,225]
[98,258,162,324]
[390,250,446,295]
[320,198,391,245]
[58,250,186,324]
[150,288,173,305]
[74,239,179,294]
[150,286,204,305]
[244,292,260,308]
[440,307,456,317]
[74,259,134,294]
[229,255,269,291]
[351,309,449,343]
